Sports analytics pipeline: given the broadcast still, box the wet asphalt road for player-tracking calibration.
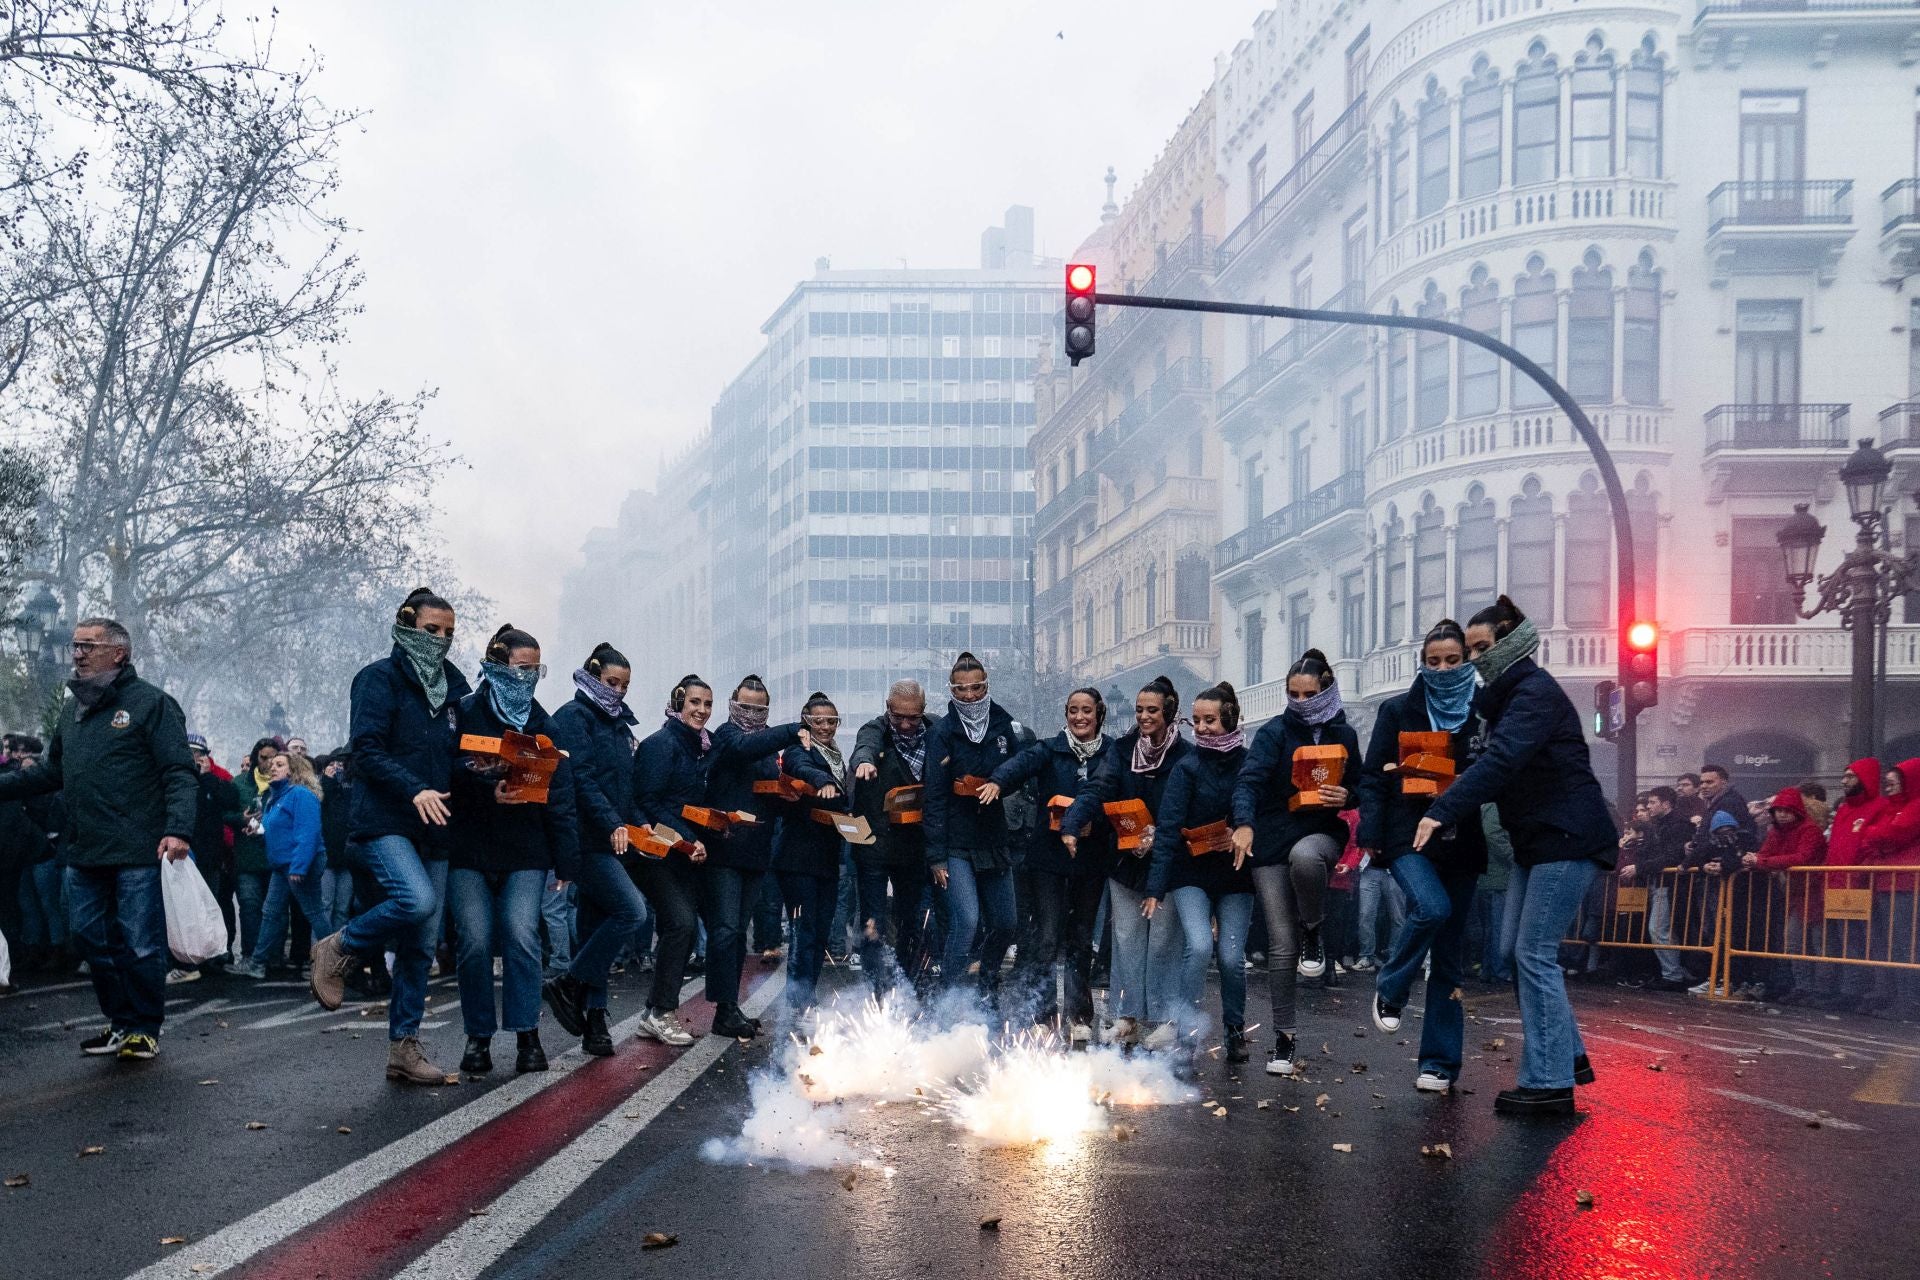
[2,961,1915,1280]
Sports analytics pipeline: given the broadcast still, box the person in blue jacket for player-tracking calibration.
[981,687,1113,1042]
[1357,618,1488,1093]
[447,625,578,1076]
[311,588,472,1087]
[1416,596,1618,1117]
[629,674,716,1047]
[700,675,808,1039]
[1231,649,1360,1078]
[241,748,331,981]
[543,643,650,1058]
[775,691,851,1020]
[924,652,1021,1010]
[1146,683,1255,1063]
[1061,675,1189,1050]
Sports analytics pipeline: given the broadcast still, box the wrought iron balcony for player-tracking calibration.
[1215,95,1367,273]
[1703,403,1851,451]
[1035,468,1099,539]
[1215,471,1364,573]
[1881,401,1920,448]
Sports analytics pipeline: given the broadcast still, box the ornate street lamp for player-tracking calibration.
[1777,446,1920,761]
[12,584,62,697]
[265,701,291,740]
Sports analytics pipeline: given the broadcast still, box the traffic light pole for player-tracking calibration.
[1092,289,1641,810]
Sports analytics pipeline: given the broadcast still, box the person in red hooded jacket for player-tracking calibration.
[1858,759,1920,1019]
[1742,788,1826,1002]
[1812,758,1889,1011]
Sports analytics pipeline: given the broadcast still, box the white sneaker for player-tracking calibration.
[1351,957,1377,973]
[233,959,268,980]
[1108,1016,1138,1046]
[1266,1031,1299,1076]
[1416,1072,1453,1093]
[1141,1022,1177,1052]
[1297,927,1327,978]
[1372,992,1403,1034]
[635,1009,695,1047]
[847,954,864,972]
[1688,980,1724,998]
[1069,1021,1093,1045]
[165,968,202,985]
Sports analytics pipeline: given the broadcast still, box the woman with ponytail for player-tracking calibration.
[980,687,1115,1041]
[1231,648,1361,1077]
[774,692,852,1021]
[445,626,576,1076]
[1144,684,1255,1062]
[700,676,810,1037]
[543,643,650,1057]
[923,652,1021,1009]
[628,675,717,1047]
[311,588,471,1086]
[1356,619,1488,1093]
[1416,596,1618,1116]
[1061,675,1189,1049]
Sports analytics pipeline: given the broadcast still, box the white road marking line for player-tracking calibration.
[1,979,93,996]
[1707,1088,1867,1131]
[121,977,705,1280]
[241,999,390,1030]
[393,970,787,1280]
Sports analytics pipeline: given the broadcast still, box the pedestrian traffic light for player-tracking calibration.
[1064,263,1096,366]
[1591,679,1622,740]
[1623,620,1658,712]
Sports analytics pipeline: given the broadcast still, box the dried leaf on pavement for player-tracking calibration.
[196,1079,218,1086]
[979,1217,1002,1231]
[78,1146,104,1158]
[1256,1100,1271,1111]
[1421,1143,1453,1159]
[4,1174,27,1188]
[1213,1106,1228,1118]
[841,1170,858,1190]
[1646,1062,1665,1072]
[468,1207,489,1217]
[1331,1143,1353,1153]
[336,1127,352,1135]
[1482,1038,1506,1050]
[244,1122,267,1131]
[1575,1189,1596,1209]
[160,1237,186,1246]
[642,1232,679,1249]
[1314,1093,1331,1108]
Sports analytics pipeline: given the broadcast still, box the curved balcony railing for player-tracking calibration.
[1215,471,1364,574]
[1883,178,1920,233]
[1216,96,1366,273]
[1880,401,1920,447]
[1035,468,1099,538]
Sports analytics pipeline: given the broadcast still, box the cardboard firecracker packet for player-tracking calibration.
[951,774,991,799]
[751,770,815,801]
[680,805,760,833]
[1046,794,1075,833]
[625,823,696,859]
[1393,730,1457,797]
[884,785,924,826]
[1182,819,1234,858]
[458,731,567,804]
[1103,798,1153,850]
[1288,744,1348,812]
[808,809,876,846]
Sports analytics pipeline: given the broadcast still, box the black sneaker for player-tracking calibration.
[515,1030,548,1074]
[1573,1054,1596,1086]
[542,974,588,1038]
[582,1007,614,1057]
[1224,1023,1250,1064]
[1372,992,1403,1034]
[80,1029,124,1056]
[1297,927,1326,978]
[460,1036,493,1075]
[116,1033,158,1061]
[712,1003,759,1040]
[1265,1030,1299,1076]
[1494,1086,1575,1116]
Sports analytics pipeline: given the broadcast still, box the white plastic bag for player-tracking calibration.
[162,856,227,965]
[0,926,11,988]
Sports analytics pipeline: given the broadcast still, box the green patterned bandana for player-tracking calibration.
[392,624,452,713]
[1470,617,1540,686]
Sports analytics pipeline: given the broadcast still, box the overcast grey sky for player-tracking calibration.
[251,1,1259,647]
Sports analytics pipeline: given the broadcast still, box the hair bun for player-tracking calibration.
[1302,648,1329,665]
[1215,681,1237,698]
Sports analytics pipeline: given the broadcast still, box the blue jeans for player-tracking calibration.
[778,867,842,1008]
[234,870,267,963]
[1475,887,1513,982]
[570,851,647,1011]
[541,875,575,971]
[1501,858,1596,1089]
[1378,854,1477,1081]
[855,861,930,995]
[827,846,859,958]
[1107,877,1181,1021]
[1357,865,1407,964]
[937,855,1016,1000]
[449,867,545,1036]
[695,864,765,1008]
[250,869,333,967]
[64,864,167,1035]
[19,859,66,947]
[320,866,355,931]
[1167,886,1255,1031]
[339,836,447,1041]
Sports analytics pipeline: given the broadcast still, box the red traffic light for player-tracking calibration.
[1626,621,1657,651]
[1066,263,1095,293]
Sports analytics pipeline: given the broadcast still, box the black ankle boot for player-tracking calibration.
[515,1029,548,1073]
[712,1003,759,1039]
[1494,1086,1575,1116]
[542,974,587,1037]
[460,1036,493,1075]
[1573,1054,1596,1086]
[582,1008,614,1057]
[1225,1022,1250,1064]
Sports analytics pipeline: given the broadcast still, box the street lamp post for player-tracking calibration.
[1775,439,1920,762]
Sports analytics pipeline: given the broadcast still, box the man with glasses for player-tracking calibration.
[849,680,937,993]
[0,619,198,1062]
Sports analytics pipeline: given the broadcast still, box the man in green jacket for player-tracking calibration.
[0,617,197,1061]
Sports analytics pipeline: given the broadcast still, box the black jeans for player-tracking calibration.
[696,864,766,1008]
[627,856,699,1013]
[855,859,931,994]
[1018,871,1105,1025]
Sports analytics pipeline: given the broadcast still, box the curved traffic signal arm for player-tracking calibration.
[1064,264,1096,366]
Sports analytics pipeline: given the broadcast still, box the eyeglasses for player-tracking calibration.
[806,715,841,728]
[950,681,987,696]
[70,640,120,654]
[503,664,548,680]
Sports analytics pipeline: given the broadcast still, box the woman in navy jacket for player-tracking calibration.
[1145,683,1254,1062]
[543,643,649,1058]
[447,625,578,1077]
[1357,619,1488,1092]
[774,691,852,1017]
[1230,650,1360,1077]
[983,687,1114,1041]
[312,588,472,1087]
[1061,676,1189,1049]
[700,675,806,1038]
[1418,597,1618,1116]
[628,674,716,1047]
[924,652,1021,1008]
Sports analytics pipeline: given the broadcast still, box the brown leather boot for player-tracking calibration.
[386,1035,456,1086]
[309,932,351,1011]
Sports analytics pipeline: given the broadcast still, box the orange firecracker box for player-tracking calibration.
[751,771,815,801]
[952,775,990,799]
[1288,745,1348,812]
[459,731,566,804]
[1103,798,1153,850]
[808,808,876,846]
[681,805,759,833]
[1395,731,1456,797]
[884,785,924,825]
[1182,819,1233,857]
[1046,794,1075,832]
[626,823,695,859]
